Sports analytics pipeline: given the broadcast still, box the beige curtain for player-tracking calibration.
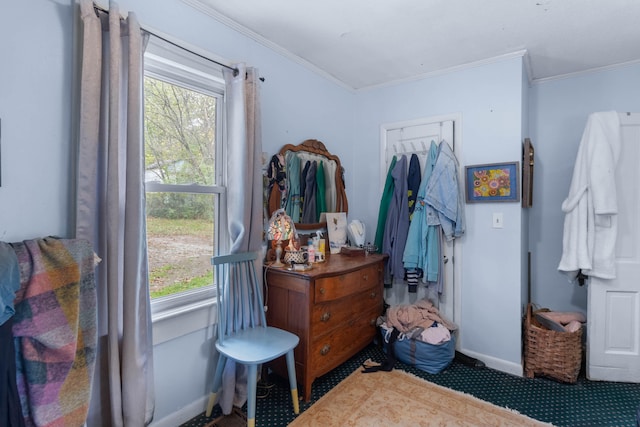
[217,64,264,414]
[76,1,154,425]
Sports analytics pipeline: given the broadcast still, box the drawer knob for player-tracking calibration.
[319,287,325,295]
[320,311,331,322]
[370,319,376,326]
[362,274,369,281]
[370,291,377,299]
[320,345,331,356]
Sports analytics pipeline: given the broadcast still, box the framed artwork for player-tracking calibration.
[465,161,520,203]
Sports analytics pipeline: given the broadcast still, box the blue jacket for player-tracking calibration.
[0,242,20,326]
[403,141,440,282]
[424,141,466,241]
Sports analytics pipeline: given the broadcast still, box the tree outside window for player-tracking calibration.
[144,76,221,300]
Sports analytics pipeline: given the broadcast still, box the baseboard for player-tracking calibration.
[459,348,523,377]
[149,396,207,427]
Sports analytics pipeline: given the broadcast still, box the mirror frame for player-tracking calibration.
[267,139,348,231]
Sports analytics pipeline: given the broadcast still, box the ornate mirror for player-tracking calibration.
[266,139,348,232]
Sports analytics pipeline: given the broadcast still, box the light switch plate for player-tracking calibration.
[492,213,503,228]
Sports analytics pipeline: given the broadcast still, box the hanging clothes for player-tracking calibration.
[316,160,327,219]
[423,141,465,241]
[558,111,621,280]
[267,154,287,210]
[407,154,421,220]
[301,161,318,223]
[323,159,338,213]
[284,152,301,222]
[382,155,410,285]
[1,317,24,427]
[0,242,20,327]
[0,242,23,427]
[434,228,446,292]
[403,141,441,287]
[374,156,397,253]
[299,160,311,217]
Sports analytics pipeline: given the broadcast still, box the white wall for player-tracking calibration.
[528,63,640,312]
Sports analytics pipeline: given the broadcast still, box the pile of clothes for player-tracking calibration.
[372,298,458,374]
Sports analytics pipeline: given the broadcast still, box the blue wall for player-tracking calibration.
[529,64,640,312]
[0,0,74,241]
[354,57,526,369]
[2,1,639,424]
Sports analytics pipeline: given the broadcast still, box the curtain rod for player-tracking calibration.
[93,3,240,77]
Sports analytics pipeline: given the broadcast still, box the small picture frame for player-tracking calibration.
[325,212,348,254]
[465,161,520,203]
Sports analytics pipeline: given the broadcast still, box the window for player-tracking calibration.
[143,37,227,314]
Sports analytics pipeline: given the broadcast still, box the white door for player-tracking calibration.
[380,114,462,329]
[587,113,640,382]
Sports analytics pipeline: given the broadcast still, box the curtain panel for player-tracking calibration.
[76,1,154,425]
[217,65,264,415]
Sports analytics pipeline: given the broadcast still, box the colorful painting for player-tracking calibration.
[465,162,520,203]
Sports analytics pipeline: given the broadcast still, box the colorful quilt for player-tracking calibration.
[10,237,97,427]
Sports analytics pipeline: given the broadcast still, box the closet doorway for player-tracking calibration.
[380,113,463,330]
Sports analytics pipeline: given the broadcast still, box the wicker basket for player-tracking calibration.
[524,303,583,383]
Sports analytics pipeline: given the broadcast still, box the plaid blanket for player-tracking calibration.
[10,237,97,427]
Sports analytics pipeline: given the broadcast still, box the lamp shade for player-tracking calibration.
[266,208,296,242]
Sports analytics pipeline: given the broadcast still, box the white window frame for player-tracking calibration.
[143,36,229,326]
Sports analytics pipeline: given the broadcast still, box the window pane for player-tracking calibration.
[146,192,215,299]
[144,76,216,186]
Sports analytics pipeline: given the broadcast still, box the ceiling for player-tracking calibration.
[185,0,640,90]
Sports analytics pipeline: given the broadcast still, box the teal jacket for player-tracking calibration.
[374,156,397,253]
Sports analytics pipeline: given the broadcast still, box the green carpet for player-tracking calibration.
[181,344,640,427]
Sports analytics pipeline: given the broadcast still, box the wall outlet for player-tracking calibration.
[492,213,504,228]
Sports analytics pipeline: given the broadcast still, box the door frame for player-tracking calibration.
[587,112,640,382]
[379,112,464,346]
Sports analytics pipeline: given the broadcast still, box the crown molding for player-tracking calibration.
[531,58,640,85]
[182,0,355,92]
[358,50,529,92]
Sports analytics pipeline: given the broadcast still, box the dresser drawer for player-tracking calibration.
[310,288,382,337]
[309,305,381,376]
[264,254,386,402]
[314,264,380,303]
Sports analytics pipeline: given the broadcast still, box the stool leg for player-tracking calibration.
[206,355,227,417]
[246,364,258,427]
[285,350,300,414]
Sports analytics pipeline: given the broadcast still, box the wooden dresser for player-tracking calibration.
[264,253,385,401]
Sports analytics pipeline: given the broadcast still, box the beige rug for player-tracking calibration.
[289,368,552,427]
